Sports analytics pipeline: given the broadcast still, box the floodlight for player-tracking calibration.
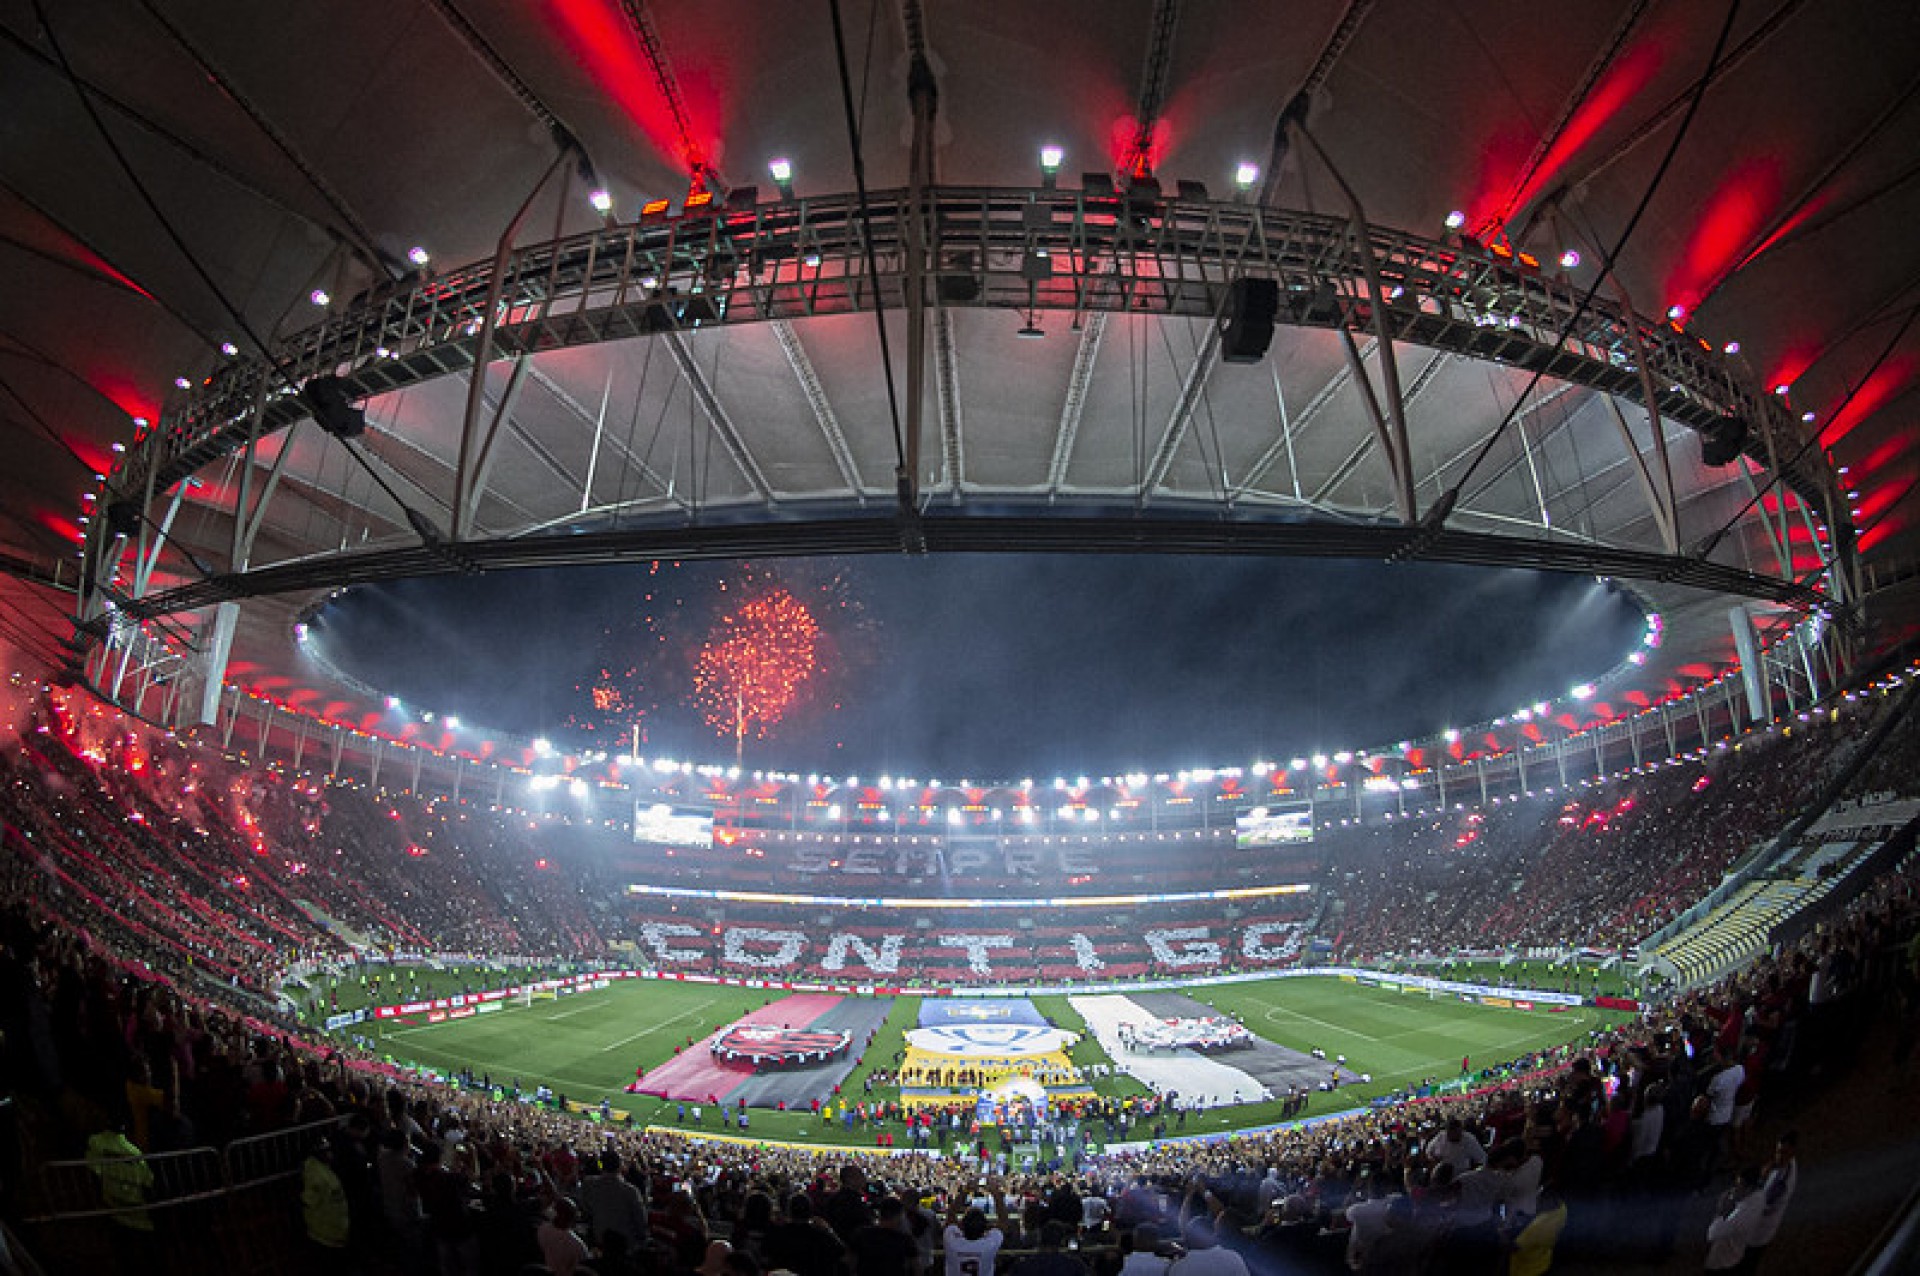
[310,288,330,306]
[220,341,239,356]
[1558,249,1580,269]
[1039,145,1064,173]
[1234,161,1259,189]
[588,188,613,214]
[407,246,430,267]
[1444,210,1466,230]
[1666,303,1687,321]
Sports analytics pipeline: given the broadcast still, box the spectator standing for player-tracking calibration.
[581,1149,651,1254]
[944,1206,1006,1276]
[301,1138,351,1264]
[1426,1117,1488,1176]
[538,1197,591,1276]
[1705,1167,1765,1273]
[1168,1217,1247,1276]
[1742,1133,1799,1273]
[851,1196,921,1276]
[1118,1224,1171,1276]
[767,1192,849,1276]
[1508,1187,1567,1276]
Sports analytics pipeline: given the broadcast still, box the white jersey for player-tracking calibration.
[943,1225,1004,1276]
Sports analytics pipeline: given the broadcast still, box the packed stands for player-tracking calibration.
[2,672,1919,1270]
[615,898,1315,985]
[0,754,1911,1274]
[1318,686,1915,961]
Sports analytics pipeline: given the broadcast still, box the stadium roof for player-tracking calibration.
[2,1,1917,764]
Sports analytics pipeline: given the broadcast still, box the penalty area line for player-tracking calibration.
[600,998,716,1052]
[1260,1002,1384,1044]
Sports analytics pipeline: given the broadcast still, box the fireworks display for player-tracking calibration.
[564,560,868,762]
[320,555,1641,778]
[692,589,822,763]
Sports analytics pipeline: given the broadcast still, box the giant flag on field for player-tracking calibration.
[634,992,889,1109]
[1071,992,1362,1107]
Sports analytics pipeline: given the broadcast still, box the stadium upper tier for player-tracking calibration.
[620,824,1323,898]
[2,665,1915,999]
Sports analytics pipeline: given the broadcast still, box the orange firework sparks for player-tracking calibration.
[692,589,821,763]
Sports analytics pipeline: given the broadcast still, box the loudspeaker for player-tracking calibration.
[105,500,142,539]
[1219,277,1280,364]
[302,376,365,439]
[1700,417,1748,467]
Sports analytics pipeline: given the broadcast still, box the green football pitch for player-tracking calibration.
[360,976,1622,1146]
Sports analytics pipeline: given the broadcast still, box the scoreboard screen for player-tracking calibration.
[1236,805,1314,848]
[632,802,714,849]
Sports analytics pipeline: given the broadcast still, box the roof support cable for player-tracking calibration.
[32,0,507,573]
[1432,0,1745,540]
[827,0,911,523]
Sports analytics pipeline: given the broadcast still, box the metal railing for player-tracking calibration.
[20,1116,344,1276]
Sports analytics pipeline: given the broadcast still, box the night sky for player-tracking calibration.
[311,554,1643,780]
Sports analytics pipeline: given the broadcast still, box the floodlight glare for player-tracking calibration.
[1039,145,1064,173]
[768,157,793,184]
[309,288,330,306]
[1234,161,1259,189]
[588,188,613,214]
[407,246,431,267]
[1443,210,1466,230]
[1558,249,1581,269]
[220,341,239,356]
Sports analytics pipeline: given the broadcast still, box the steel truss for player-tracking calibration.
[83,187,1852,689]
[119,186,1838,522]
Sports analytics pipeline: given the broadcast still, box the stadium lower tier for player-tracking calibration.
[618,907,1312,984]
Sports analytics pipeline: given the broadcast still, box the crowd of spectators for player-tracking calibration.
[0,691,613,1002]
[3,675,1918,1272]
[1,800,1911,1274]
[11,675,1911,998]
[1323,691,1916,960]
